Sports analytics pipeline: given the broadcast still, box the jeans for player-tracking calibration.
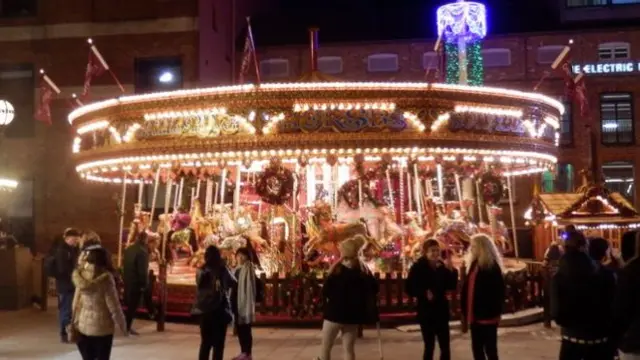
[419,320,451,360]
[77,333,114,360]
[199,312,229,360]
[125,287,142,330]
[236,323,253,355]
[559,339,612,360]
[470,324,499,360]
[58,290,74,336]
[319,320,359,360]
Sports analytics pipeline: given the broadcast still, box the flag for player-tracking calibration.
[34,73,61,125]
[573,73,590,119]
[238,17,260,84]
[82,50,107,99]
[549,46,576,99]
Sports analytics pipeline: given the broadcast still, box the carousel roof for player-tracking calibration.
[67,81,563,184]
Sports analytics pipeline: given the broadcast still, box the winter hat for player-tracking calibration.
[339,235,366,259]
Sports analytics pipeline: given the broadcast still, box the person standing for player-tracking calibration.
[194,246,236,360]
[231,247,262,360]
[614,231,640,360]
[461,234,505,360]
[72,245,128,360]
[55,228,82,343]
[315,235,379,360]
[551,231,616,360]
[406,239,458,360]
[123,231,150,335]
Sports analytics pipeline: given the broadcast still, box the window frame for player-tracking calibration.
[259,58,290,79]
[536,45,566,65]
[600,92,635,146]
[602,161,635,204]
[317,56,344,75]
[481,48,512,68]
[366,53,400,73]
[598,42,631,61]
[422,51,439,70]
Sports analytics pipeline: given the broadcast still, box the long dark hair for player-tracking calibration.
[85,247,115,279]
[203,245,222,269]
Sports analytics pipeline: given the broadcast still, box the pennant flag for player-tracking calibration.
[34,71,61,125]
[573,73,590,119]
[238,17,261,84]
[82,49,107,99]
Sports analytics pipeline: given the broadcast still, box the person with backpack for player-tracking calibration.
[551,231,616,360]
[230,247,264,360]
[314,234,379,360]
[406,239,458,360]
[194,245,236,360]
[49,228,82,343]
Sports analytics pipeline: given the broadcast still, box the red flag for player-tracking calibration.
[574,73,589,119]
[82,50,107,99]
[550,46,576,100]
[238,32,253,83]
[34,77,55,125]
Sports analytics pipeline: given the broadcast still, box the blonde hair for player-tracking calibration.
[465,233,504,273]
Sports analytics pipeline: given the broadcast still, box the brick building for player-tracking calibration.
[0,0,266,252]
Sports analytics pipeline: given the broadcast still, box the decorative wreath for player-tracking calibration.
[256,162,295,205]
[481,173,503,205]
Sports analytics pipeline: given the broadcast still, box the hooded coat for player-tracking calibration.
[72,265,127,337]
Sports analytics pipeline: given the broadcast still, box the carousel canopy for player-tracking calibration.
[68,81,563,184]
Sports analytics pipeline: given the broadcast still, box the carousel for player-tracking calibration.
[67,1,562,319]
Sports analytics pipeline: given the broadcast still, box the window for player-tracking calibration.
[134,57,182,93]
[0,64,34,138]
[598,42,630,61]
[603,161,634,203]
[541,171,555,193]
[556,163,575,192]
[600,93,633,145]
[0,0,37,18]
[367,53,399,73]
[560,99,573,146]
[482,48,511,68]
[317,56,343,74]
[422,52,439,70]
[260,59,289,79]
[537,46,565,65]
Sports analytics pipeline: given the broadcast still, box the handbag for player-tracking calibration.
[191,269,225,316]
[66,290,81,343]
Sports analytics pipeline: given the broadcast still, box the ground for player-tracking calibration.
[0,306,562,360]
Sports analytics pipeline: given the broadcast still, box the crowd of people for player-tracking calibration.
[45,224,640,360]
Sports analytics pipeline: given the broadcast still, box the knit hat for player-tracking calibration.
[339,235,366,258]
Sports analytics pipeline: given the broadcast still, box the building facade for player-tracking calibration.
[252,26,640,215]
[0,0,263,252]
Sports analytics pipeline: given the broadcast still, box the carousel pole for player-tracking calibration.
[172,183,179,209]
[117,172,128,268]
[137,181,144,205]
[149,168,161,228]
[292,164,299,270]
[158,176,173,332]
[385,169,395,215]
[399,160,407,273]
[475,178,485,223]
[436,164,445,206]
[205,179,213,214]
[506,175,519,259]
[454,173,464,213]
[220,168,228,206]
[407,171,413,213]
[333,164,339,211]
[178,177,185,208]
[190,187,196,211]
[234,164,242,217]
[414,164,424,226]
[195,179,201,200]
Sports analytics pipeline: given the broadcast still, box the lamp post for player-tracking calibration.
[0,99,19,192]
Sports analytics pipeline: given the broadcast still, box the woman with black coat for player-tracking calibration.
[406,239,458,360]
[314,235,379,360]
[461,234,506,360]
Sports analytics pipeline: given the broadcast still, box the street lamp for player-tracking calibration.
[0,99,18,192]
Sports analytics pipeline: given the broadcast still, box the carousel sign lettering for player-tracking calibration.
[572,62,640,75]
[137,113,241,139]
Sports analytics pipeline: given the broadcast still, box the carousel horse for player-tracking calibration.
[303,200,382,263]
[188,217,220,268]
[335,198,403,246]
[404,211,433,258]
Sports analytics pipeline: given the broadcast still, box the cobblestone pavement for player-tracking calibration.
[0,306,562,360]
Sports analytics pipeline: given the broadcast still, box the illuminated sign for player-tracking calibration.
[572,62,640,75]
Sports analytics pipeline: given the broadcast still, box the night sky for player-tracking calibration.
[250,0,560,46]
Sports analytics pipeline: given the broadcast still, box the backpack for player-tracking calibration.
[192,269,226,316]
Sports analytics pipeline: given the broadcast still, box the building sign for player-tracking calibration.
[572,62,640,75]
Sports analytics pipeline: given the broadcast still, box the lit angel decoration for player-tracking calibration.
[436,0,487,86]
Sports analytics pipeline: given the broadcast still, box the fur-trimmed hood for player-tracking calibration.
[72,265,112,292]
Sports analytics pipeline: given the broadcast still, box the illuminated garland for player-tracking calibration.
[467,40,484,86]
[445,43,459,84]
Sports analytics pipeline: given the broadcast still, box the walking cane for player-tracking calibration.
[376,321,384,360]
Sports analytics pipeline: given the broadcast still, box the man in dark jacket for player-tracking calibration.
[54,228,81,343]
[551,231,616,360]
[614,231,640,360]
[406,239,458,360]
[123,231,150,335]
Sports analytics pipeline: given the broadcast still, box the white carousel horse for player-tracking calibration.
[335,199,403,245]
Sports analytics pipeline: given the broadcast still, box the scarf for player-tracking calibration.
[237,262,256,325]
